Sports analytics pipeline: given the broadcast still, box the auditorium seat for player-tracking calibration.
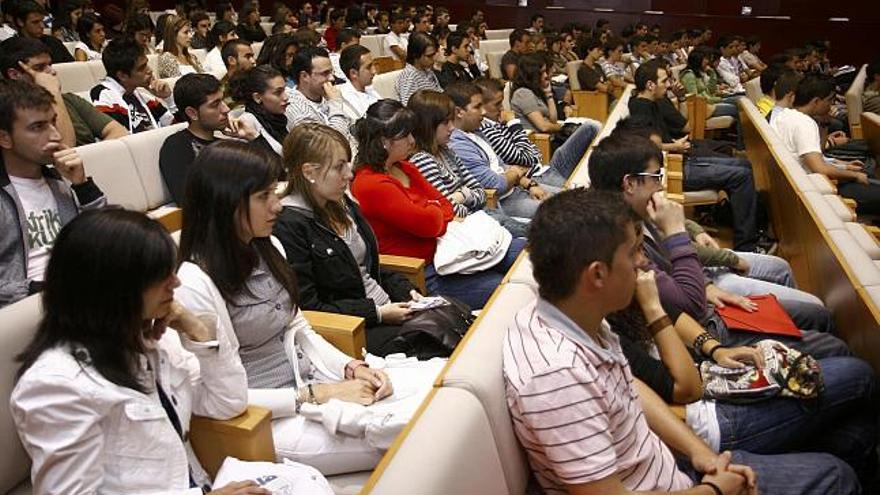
[846,65,867,139]
[745,77,763,105]
[86,60,106,82]
[78,138,151,211]
[121,123,187,210]
[845,222,880,259]
[486,52,503,79]
[360,35,385,58]
[479,39,510,55]
[190,48,208,67]
[260,22,273,36]
[566,60,610,122]
[53,61,99,93]
[484,29,513,40]
[828,229,880,286]
[371,69,401,99]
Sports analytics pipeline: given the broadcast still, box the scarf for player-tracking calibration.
[246,101,288,146]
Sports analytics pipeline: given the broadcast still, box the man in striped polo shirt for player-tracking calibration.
[504,188,859,494]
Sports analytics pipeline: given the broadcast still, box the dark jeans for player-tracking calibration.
[717,356,877,477]
[425,237,526,309]
[837,181,880,216]
[685,156,759,251]
[704,311,851,359]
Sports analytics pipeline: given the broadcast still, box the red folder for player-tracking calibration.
[716,294,802,339]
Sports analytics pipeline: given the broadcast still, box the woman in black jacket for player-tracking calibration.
[273,122,422,356]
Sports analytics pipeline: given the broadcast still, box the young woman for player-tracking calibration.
[11,209,263,494]
[157,15,204,78]
[510,54,601,177]
[126,13,157,55]
[52,0,83,42]
[236,3,267,43]
[232,65,289,155]
[678,47,743,146]
[254,33,299,88]
[202,20,239,75]
[73,13,105,61]
[351,100,525,309]
[607,266,878,481]
[177,141,403,475]
[274,123,431,356]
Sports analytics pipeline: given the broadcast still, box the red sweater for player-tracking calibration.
[323,26,340,52]
[351,161,454,261]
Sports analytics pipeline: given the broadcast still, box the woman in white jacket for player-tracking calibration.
[11,209,268,495]
[176,141,395,475]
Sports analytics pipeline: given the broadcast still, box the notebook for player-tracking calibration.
[716,294,802,338]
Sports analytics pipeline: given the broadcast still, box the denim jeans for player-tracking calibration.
[548,119,601,180]
[685,156,759,251]
[704,311,850,359]
[708,252,835,333]
[498,184,562,219]
[424,237,526,309]
[716,356,877,478]
[680,450,860,495]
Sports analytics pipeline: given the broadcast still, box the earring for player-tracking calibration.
[308,178,316,184]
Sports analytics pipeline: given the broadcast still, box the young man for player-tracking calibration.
[863,60,880,115]
[159,74,258,205]
[755,63,782,117]
[0,79,106,308]
[395,32,441,105]
[90,38,174,134]
[322,8,346,52]
[339,44,379,121]
[411,12,431,34]
[577,37,609,93]
[10,0,73,64]
[432,7,450,35]
[446,82,554,219]
[501,28,531,81]
[472,77,542,169]
[329,28,360,80]
[221,38,256,82]
[436,31,481,88]
[629,60,760,251]
[189,11,211,49]
[383,12,409,61]
[285,46,353,144]
[527,14,544,34]
[506,186,859,495]
[588,131,849,358]
[716,35,747,94]
[0,36,128,147]
[761,67,801,119]
[771,75,880,215]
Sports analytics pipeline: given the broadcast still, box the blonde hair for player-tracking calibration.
[282,123,353,231]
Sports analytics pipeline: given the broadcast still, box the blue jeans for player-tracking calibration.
[499,184,562,219]
[685,156,759,251]
[680,450,860,495]
[705,311,850,359]
[547,119,601,180]
[711,100,744,150]
[424,237,526,309]
[716,356,877,478]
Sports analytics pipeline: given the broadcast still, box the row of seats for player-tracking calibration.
[846,64,869,139]
[359,87,635,494]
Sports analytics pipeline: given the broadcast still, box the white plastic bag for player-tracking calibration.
[212,457,333,495]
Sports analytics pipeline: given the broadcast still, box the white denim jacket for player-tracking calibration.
[10,329,248,494]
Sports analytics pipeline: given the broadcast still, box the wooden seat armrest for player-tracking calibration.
[485,188,498,209]
[528,132,552,165]
[665,153,686,204]
[686,94,708,140]
[379,254,427,294]
[302,310,365,358]
[148,206,182,233]
[865,225,880,243]
[842,197,858,215]
[500,110,515,122]
[190,405,276,478]
[571,90,609,122]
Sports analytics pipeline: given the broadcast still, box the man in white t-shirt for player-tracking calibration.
[0,78,106,308]
[770,74,880,215]
[339,44,379,121]
[383,12,409,61]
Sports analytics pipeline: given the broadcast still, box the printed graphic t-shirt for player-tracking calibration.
[9,175,61,281]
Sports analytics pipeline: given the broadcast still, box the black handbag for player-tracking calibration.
[380,297,475,359]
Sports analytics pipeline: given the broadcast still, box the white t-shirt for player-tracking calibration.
[9,176,61,281]
[203,46,227,78]
[383,31,408,61]
[339,81,380,121]
[769,107,822,172]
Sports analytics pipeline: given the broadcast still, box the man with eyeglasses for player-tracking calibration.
[285,46,354,149]
[771,74,880,215]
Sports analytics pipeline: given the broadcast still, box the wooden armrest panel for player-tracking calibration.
[302,310,365,358]
[379,254,427,294]
[485,188,498,209]
[190,405,276,478]
[149,207,182,233]
[866,225,880,243]
[665,153,685,203]
[528,132,552,165]
[571,90,609,122]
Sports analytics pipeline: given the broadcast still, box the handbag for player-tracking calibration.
[434,210,513,275]
[700,339,823,403]
[381,296,475,359]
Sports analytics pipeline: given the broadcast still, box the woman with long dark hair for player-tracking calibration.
[11,209,260,493]
[73,13,106,61]
[351,99,525,309]
[254,33,300,88]
[232,65,289,155]
[236,2,267,43]
[177,141,406,475]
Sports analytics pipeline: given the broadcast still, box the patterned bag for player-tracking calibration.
[700,340,823,403]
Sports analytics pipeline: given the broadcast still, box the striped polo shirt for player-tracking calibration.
[503,298,694,493]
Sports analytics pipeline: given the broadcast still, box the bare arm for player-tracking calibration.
[100,120,129,140]
[802,152,866,183]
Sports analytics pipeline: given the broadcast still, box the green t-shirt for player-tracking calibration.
[62,93,114,146]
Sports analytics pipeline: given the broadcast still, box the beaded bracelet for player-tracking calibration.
[699,481,723,495]
[692,331,717,357]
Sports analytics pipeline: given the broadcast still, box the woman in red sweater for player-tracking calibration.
[351,99,524,309]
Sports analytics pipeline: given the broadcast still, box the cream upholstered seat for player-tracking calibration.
[54,61,100,93]
[803,191,846,231]
[807,174,835,194]
[86,60,107,83]
[484,29,513,40]
[823,193,857,222]
[360,35,385,57]
[479,39,510,55]
[745,77,763,105]
[486,51,504,79]
[829,230,880,287]
[845,223,880,260]
[120,123,187,209]
[371,69,401,100]
[78,139,151,211]
[845,65,867,138]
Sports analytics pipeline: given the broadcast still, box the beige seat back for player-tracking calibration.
[121,123,188,209]
[372,69,401,99]
[360,35,385,57]
[487,52,504,79]
[846,65,867,135]
[0,295,42,493]
[54,61,100,93]
[366,388,509,495]
[480,39,510,54]
[669,64,686,81]
[484,29,513,40]
[190,48,208,66]
[78,139,150,211]
[437,283,537,495]
[259,22,273,36]
[567,60,583,90]
[745,77,763,104]
[252,42,264,58]
[86,60,107,83]
[147,53,160,75]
